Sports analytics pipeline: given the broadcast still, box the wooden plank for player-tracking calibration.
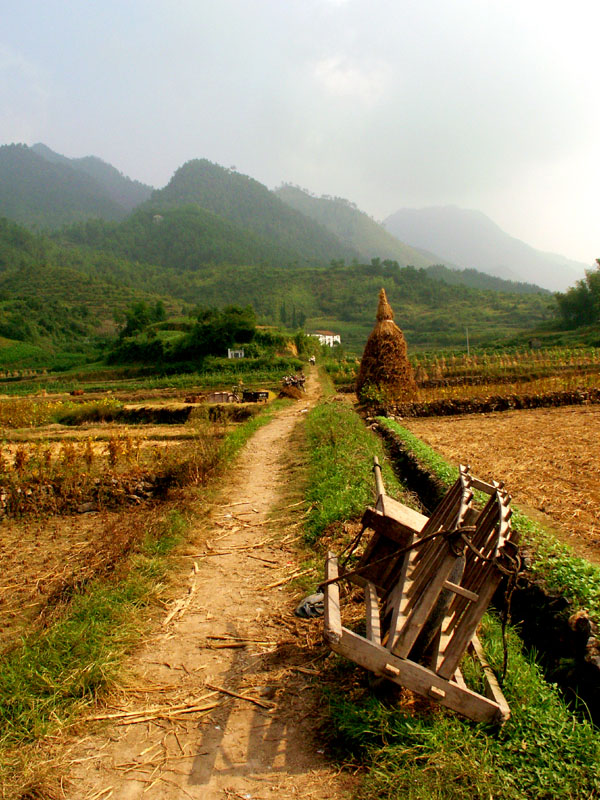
[392,550,459,657]
[469,634,510,722]
[382,562,410,646]
[443,580,479,602]
[332,628,503,723]
[452,667,467,689]
[365,582,381,645]
[419,481,460,537]
[386,548,419,646]
[324,553,342,646]
[361,507,418,545]
[379,496,429,534]
[470,476,499,494]
[437,576,501,679]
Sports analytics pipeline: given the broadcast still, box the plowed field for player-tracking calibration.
[402,405,600,564]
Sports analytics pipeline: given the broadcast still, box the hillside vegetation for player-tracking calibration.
[274,184,434,268]
[144,159,358,264]
[0,214,554,368]
[0,144,129,229]
[61,205,288,269]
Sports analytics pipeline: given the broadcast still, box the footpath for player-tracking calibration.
[65,371,353,800]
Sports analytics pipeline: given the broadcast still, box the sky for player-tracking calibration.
[1,0,599,266]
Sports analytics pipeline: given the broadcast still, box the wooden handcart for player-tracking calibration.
[323,458,519,723]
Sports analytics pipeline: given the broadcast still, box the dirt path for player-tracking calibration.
[65,371,353,800]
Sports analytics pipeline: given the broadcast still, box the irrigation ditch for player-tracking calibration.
[374,419,600,724]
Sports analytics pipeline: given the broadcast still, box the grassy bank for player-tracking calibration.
[301,403,600,799]
[304,401,416,542]
[326,613,600,800]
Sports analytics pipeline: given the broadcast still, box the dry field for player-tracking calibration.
[402,405,600,564]
[0,394,235,654]
[0,507,160,652]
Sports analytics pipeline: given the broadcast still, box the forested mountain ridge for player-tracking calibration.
[425,264,548,295]
[32,143,153,211]
[145,159,358,264]
[0,217,180,360]
[0,144,128,229]
[0,215,552,363]
[1,144,574,295]
[384,205,586,292]
[60,205,293,269]
[274,184,435,268]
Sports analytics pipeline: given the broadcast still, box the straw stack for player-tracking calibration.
[356,288,417,402]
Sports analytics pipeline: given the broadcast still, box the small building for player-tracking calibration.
[310,330,341,347]
[228,348,245,359]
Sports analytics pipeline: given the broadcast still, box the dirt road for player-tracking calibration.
[65,372,353,800]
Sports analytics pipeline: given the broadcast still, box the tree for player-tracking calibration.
[174,305,256,359]
[555,262,600,327]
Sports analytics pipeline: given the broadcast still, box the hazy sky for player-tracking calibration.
[1,0,598,265]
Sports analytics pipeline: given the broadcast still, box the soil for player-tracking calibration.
[401,405,600,564]
[61,370,355,800]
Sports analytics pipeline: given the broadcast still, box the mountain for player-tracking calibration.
[145,159,357,264]
[383,206,586,292]
[274,184,436,268]
[0,214,553,366]
[61,205,292,269]
[0,144,129,229]
[32,143,153,211]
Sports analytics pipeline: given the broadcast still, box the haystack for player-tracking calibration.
[356,288,417,402]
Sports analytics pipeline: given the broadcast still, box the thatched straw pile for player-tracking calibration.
[279,385,304,400]
[356,288,417,402]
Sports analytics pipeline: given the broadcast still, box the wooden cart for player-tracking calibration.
[323,458,519,723]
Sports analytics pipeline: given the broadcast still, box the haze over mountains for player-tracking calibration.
[274,184,433,269]
[0,144,560,362]
[384,206,586,292]
[0,142,586,292]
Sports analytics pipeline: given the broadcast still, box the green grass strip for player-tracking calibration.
[377,417,600,623]
[327,613,600,800]
[304,402,414,542]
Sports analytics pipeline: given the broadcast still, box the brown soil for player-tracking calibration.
[402,405,600,564]
[60,369,354,800]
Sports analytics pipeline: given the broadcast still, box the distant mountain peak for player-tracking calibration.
[384,205,586,291]
[147,159,356,264]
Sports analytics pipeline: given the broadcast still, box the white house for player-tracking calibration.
[310,330,341,347]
